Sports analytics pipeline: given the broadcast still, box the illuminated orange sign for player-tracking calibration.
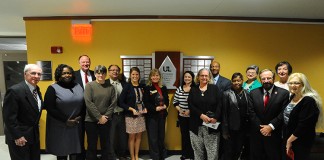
[71,24,92,42]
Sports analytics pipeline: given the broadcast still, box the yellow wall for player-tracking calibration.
[25,20,324,150]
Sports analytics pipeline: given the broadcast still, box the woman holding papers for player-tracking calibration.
[221,72,251,160]
[188,68,222,160]
[44,64,84,160]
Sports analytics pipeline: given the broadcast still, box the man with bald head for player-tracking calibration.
[209,60,231,92]
[3,64,43,160]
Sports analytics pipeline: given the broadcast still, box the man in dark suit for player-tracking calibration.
[74,55,96,89]
[3,64,43,160]
[249,69,289,160]
[107,64,128,160]
[74,55,95,160]
[210,60,231,92]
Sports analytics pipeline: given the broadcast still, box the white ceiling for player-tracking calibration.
[1,0,324,50]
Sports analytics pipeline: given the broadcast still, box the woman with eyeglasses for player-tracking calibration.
[84,65,117,160]
[188,68,222,160]
[44,64,84,160]
[243,65,262,92]
[283,73,322,160]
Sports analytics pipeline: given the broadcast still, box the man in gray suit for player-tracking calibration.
[3,64,43,160]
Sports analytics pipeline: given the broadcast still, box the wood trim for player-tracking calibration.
[23,15,324,23]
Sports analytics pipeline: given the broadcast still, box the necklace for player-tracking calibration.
[199,85,207,96]
[236,92,243,99]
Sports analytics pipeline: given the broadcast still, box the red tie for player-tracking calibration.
[85,72,88,84]
[264,92,269,107]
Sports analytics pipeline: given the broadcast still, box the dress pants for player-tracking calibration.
[108,113,128,159]
[190,126,220,160]
[7,139,40,160]
[222,130,246,160]
[146,116,167,160]
[85,121,112,160]
[178,116,194,159]
[250,131,282,160]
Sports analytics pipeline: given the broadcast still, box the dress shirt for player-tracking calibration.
[263,86,275,130]
[80,70,93,89]
[110,79,124,113]
[25,80,41,111]
[213,74,220,85]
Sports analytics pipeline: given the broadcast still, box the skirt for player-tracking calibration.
[125,116,146,134]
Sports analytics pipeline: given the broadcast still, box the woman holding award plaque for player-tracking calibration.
[173,71,195,160]
[188,68,222,160]
[119,67,147,160]
[144,68,169,160]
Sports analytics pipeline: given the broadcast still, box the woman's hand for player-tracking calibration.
[286,141,292,155]
[130,107,140,116]
[98,115,108,124]
[200,114,210,123]
[209,118,217,124]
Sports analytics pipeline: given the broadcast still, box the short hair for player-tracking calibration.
[54,64,75,82]
[182,70,195,87]
[275,61,293,75]
[259,69,275,80]
[94,65,107,74]
[24,64,42,73]
[128,67,141,83]
[231,72,243,81]
[78,55,91,62]
[195,68,214,84]
[209,60,220,70]
[108,64,121,72]
[246,65,259,74]
[146,68,163,87]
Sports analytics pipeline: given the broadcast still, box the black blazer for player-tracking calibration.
[249,85,289,134]
[3,81,43,144]
[143,85,169,118]
[119,83,146,117]
[284,96,319,147]
[216,75,231,93]
[188,84,222,135]
[222,89,251,134]
[74,69,96,89]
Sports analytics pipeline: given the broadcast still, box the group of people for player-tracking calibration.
[2,56,322,160]
[174,60,322,160]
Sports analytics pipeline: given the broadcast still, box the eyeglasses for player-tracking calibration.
[29,72,42,76]
[288,82,302,86]
[109,69,120,72]
[261,77,273,81]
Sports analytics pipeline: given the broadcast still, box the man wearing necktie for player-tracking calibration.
[3,64,43,160]
[74,55,96,160]
[248,69,289,160]
[107,64,128,160]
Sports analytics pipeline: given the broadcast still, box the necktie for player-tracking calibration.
[33,89,38,102]
[84,72,88,84]
[264,91,269,107]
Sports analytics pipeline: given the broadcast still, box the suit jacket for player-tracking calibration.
[222,89,251,134]
[216,75,231,93]
[74,69,96,89]
[143,84,169,118]
[249,85,289,135]
[119,82,146,117]
[107,78,127,108]
[2,81,43,144]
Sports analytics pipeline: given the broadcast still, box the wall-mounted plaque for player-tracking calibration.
[36,61,52,80]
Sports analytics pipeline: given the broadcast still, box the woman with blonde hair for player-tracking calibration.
[144,68,169,160]
[283,73,322,160]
